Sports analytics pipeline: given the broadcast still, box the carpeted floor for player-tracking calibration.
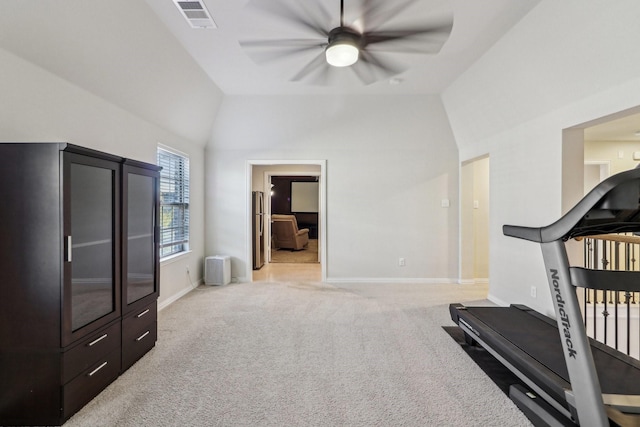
[65,281,532,427]
[271,239,319,263]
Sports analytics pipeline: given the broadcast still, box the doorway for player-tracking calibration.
[563,105,640,212]
[562,106,640,354]
[460,156,490,284]
[247,160,327,282]
[268,175,320,264]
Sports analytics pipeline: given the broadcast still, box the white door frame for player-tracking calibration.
[246,160,327,282]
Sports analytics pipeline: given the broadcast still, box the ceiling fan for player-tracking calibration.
[240,0,454,85]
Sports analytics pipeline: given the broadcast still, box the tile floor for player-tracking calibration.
[252,262,321,282]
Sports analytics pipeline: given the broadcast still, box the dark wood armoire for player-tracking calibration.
[0,143,160,425]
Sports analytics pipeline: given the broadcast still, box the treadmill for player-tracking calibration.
[450,167,640,427]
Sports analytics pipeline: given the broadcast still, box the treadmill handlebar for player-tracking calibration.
[503,224,543,242]
[503,167,640,243]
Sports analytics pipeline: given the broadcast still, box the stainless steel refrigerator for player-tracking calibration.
[252,191,264,270]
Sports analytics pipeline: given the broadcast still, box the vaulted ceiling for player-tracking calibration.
[3,0,638,143]
[145,0,542,95]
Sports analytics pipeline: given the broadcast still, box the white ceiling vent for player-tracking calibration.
[173,0,217,29]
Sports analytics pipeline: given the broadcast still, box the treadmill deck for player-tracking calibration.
[451,305,640,398]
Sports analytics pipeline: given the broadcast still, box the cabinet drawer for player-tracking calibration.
[123,301,157,334]
[122,301,157,371]
[63,321,121,383]
[63,348,120,419]
[122,321,157,371]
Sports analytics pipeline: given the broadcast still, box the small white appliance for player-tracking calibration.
[204,255,231,285]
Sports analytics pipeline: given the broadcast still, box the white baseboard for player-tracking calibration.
[487,293,510,307]
[458,278,489,285]
[325,277,457,284]
[158,279,202,312]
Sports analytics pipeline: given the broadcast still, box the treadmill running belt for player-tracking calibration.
[465,305,640,396]
[467,306,570,379]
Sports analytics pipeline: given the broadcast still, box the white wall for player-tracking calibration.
[0,0,221,145]
[442,0,640,315]
[0,46,218,309]
[0,0,224,308]
[585,140,640,177]
[207,94,459,283]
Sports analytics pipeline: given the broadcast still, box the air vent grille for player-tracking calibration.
[173,0,217,29]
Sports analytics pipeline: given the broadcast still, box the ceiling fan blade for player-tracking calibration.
[358,50,404,77]
[290,50,329,83]
[349,61,377,85]
[362,22,453,56]
[360,0,422,31]
[240,38,326,64]
[246,0,329,38]
[240,38,327,48]
[307,61,332,86]
[296,1,332,35]
[245,48,327,66]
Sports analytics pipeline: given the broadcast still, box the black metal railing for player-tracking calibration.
[581,234,640,359]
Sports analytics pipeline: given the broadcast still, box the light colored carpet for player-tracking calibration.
[271,239,319,263]
[65,281,531,427]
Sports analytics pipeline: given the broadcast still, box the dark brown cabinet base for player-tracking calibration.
[0,143,160,426]
[122,301,158,371]
[63,346,122,418]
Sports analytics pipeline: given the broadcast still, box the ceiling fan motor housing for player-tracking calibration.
[328,27,362,47]
[326,27,362,67]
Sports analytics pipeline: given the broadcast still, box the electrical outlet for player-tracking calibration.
[399,258,406,267]
[530,286,536,298]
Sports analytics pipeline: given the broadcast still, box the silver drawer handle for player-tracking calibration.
[88,334,108,347]
[88,361,108,377]
[136,331,150,342]
[66,236,72,262]
[136,309,150,318]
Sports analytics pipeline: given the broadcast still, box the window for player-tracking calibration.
[157,147,190,258]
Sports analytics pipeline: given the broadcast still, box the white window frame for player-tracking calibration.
[157,145,190,259]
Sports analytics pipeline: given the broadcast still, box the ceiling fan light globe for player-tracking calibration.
[325,43,359,67]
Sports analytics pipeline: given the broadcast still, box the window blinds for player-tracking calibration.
[157,148,190,258]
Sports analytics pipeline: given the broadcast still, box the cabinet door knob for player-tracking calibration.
[136,309,150,318]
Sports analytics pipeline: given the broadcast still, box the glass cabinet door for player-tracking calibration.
[123,164,159,311]
[63,152,120,345]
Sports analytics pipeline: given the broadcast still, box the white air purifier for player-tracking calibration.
[204,255,231,285]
